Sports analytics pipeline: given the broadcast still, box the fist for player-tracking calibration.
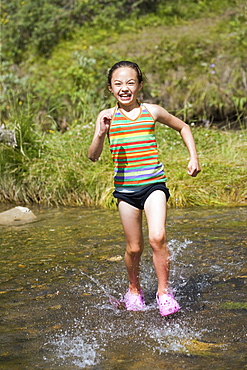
[100,112,112,133]
[187,159,201,177]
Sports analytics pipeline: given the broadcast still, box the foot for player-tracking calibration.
[124,289,145,311]
[156,293,180,316]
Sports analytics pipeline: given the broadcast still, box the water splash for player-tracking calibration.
[148,321,202,355]
[48,314,204,368]
[46,240,206,368]
[51,331,101,367]
[168,238,193,260]
[80,270,124,309]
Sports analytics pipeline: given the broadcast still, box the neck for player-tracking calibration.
[118,100,140,112]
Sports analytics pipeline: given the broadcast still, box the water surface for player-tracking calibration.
[0,206,246,369]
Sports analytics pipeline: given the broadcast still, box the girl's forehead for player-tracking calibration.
[111,67,138,80]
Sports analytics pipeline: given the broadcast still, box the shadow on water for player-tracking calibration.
[0,206,246,369]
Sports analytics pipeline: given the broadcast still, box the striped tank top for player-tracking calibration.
[108,103,166,188]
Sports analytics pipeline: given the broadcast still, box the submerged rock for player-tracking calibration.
[0,206,37,225]
[220,301,247,310]
[183,339,224,357]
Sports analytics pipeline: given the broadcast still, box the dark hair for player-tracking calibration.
[107,61,144,86]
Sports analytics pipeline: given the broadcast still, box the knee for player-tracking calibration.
[149,231,167,251]
[126,242,143,256]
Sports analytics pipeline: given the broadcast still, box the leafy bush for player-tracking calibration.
[1,0,161,62]
[1,0,246,128]
[2,0,239,62]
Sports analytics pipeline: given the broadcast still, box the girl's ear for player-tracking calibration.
[138,81,143,91]
[108,84,113,93]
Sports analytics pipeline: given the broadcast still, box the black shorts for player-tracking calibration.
[113,183,170,210]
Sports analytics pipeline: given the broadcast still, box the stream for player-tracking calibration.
[0,205,246,369]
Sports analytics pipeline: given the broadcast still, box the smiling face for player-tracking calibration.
[108,67,143,109]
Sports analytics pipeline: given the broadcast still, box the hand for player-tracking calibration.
[99,112,112,135]
[187,158,201,177]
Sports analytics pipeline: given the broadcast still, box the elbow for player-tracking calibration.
[88,154,96,162]
[88,151,98,162]
[180,123,191,134]
[89,157,98,162]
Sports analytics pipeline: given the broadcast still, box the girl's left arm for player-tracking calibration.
[147,104,201,177]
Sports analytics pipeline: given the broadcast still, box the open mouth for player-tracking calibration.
[119,94,131,100]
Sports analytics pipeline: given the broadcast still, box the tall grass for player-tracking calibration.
[1,112,246,207]
[156,125,247,207]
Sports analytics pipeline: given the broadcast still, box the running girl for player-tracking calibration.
[88,61,201,316]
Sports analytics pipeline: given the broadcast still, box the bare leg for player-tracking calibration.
[144,190,169,296]
[118,200,144,294]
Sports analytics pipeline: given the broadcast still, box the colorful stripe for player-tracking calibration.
[108,104,166,187]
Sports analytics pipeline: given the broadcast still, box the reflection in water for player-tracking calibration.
[0,206,246,369]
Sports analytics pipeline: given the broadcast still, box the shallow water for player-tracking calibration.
[0,205,246,369]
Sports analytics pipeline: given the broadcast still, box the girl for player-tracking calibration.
[88,61,201,316]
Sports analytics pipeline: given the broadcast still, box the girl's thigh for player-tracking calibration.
[118,200,143,246]
[144,190,167,236]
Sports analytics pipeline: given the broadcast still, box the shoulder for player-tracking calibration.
[96,107,115,123]
[143,103,188,130]
[142,103,170,122]
[98,107,115,117]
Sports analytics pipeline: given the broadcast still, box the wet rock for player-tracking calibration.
[183,339,223,356]
[107,255,123,262]
[0,206,37,225]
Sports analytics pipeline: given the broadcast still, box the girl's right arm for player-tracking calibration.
[88,109,112,162]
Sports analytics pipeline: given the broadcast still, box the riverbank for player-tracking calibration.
[0,124,246,208]
[1,0,246,207]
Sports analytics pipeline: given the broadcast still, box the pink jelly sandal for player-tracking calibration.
[124,289,145,311]
[156,293,180,316]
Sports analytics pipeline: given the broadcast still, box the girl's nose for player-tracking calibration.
[121,85,129,91]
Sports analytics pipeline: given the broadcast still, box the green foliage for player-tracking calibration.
[2,1,246,118]
[1,0,160,62]
[1,0,247,207]
[2,0,241,62]
[157,0,239,20]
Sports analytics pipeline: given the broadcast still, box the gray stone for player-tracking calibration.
[0,206,37,225]
[0,124,17,147]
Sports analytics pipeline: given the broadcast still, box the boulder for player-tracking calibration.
[0,206,37,225]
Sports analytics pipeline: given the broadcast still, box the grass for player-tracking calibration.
[1,119,246,208]
[156,125,247,207]
[0,0,246,208]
